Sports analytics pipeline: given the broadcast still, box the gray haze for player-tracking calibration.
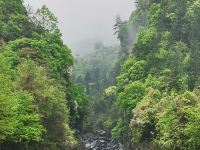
[24,0,135,55]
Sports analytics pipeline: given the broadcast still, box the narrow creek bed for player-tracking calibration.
[80,130,123,150]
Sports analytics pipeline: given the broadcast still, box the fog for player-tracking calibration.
[24,0,135,55]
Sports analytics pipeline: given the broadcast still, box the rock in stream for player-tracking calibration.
[81,130,123,150]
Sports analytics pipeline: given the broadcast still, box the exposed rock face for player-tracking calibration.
[81,130,123,150]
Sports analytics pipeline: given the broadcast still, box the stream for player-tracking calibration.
[80,130,123,150]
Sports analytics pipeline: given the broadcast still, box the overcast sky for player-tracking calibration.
[24,0,135,55]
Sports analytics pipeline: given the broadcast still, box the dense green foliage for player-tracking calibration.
[0,1,88,149]
[107,0,200,149]
[72,1,200,149]
[3,0,200,150]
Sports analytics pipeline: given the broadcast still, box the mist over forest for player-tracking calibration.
[1,0,200,150]
[24,0,135,55]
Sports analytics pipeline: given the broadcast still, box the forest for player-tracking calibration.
[1,0,200,150]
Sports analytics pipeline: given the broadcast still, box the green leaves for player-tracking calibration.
[3,36,73,79]
[0,1,79,149]
[117,81,145,116]
[111,0,200,149]
[33,5,58,33]
[0,0,31,41]
[134,27,158,59]
[0,74,18,141]
[0,55,43,143]
[155,92,200,149]
[14,91,44,142]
